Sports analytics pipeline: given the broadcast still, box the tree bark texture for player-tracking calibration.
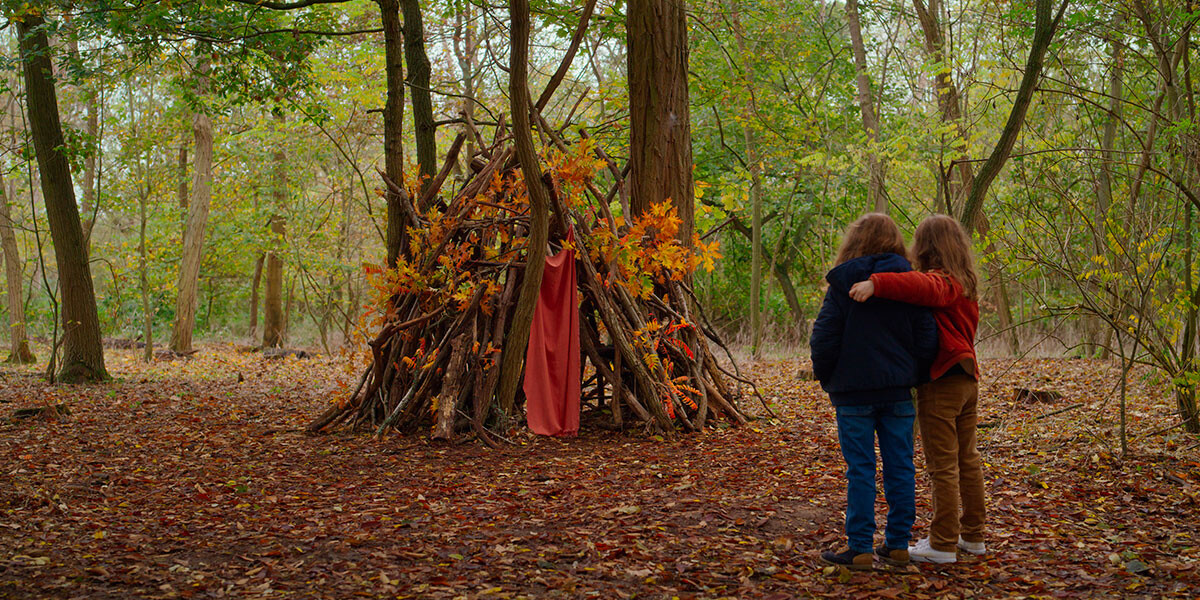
[177,139,189,209]
[846,0,886,213]
[170,54,214,354]
[495,0,551,417]
[0,169,34,363]
[380,0,407,267]
[81,92,99,249]
[262,115,288,348]
[18,15,107,382]
[627,0,695,244]
[248,253,264,338]
[401,0,436,201]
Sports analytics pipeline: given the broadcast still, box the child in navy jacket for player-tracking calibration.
[810,213,938,570]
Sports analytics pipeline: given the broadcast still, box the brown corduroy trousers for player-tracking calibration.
[916,374,986,552]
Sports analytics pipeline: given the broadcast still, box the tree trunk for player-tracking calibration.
[960,0,1065,234]
[18,15,107,382]
[81,92,99,249]
[249,253,264,338]
[0,169,34,363]
[495,0,551,417]
[401,0,436,201]
[846,0,886,213]
[912,0,975,209]
[730,7,764,355]
[433,332,471,440]
[139,162,153,363]
[262,114,287,349]
[1093,16,1124,360]
[177,138,189,209]
[170,53,214,354]
[627,0,695,245]
[380,0,407,267]
[453,7,478,166]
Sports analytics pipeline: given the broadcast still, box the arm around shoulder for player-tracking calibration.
[870,271,963,308]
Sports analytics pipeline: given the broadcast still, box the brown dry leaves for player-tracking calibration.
[1,349,1197,599]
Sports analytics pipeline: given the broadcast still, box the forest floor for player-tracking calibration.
[1,346,1198,599]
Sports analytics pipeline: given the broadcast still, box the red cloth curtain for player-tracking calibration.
[523,233,581,437]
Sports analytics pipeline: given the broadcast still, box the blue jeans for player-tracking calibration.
[835,400,916,553]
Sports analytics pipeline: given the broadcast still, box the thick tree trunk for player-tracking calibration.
[380,0,407,268]
[248,253,264,338]
[401,0,436,201]
[262,115,287,349]
[846,0,886,213]
[170,54,214,354]
[495,0,551,418]
[627,0,695,244]
[18,16,107,382]
[0,170,34,363]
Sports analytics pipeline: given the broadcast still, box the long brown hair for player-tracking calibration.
[835,213,907,265]
[910,214,978,298]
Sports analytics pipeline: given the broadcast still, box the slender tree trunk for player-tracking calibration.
[627,0,695,244]
[81,92,99,249]
[961,0,1065,233]
[453,7,478,164]
[262,114,287,349]
[495,0,551,417]
[248,253,264,338]
[846,0,886,213]
[380,0,407,267]
[139,164,153,363]
[177,138,189,209]
[401,0,436,201]
[912,0,974,209]
[170,53,214,354]
[18,15,107,382]
[1093,17,1124,359]
[0,169,34,363]
[730,7,764,355]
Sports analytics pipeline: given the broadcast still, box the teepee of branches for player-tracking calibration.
[307,120,764,443]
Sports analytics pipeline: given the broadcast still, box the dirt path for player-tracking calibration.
[1,349,1197,598]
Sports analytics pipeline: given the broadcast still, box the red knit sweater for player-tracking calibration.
[869,270,980,380]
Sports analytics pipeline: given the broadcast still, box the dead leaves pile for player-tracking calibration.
[1,348,1197,598]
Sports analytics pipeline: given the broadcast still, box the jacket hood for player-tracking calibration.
[825,253,911,291]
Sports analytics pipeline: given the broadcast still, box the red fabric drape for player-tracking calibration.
[524,232,581,437]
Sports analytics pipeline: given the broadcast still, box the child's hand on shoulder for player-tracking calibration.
[849,280,875,302]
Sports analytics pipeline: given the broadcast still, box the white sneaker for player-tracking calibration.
[957,535,986,556]
[909,537,957,564]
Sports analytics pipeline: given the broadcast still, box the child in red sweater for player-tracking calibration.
[849,215,986,564]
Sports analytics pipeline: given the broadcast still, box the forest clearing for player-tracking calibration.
[2,348,1198,598]
[3,0,1200,597]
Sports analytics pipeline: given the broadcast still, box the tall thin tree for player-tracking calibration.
[17,14,107,382]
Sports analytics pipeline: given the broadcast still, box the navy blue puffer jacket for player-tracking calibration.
[809,253,938,406]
